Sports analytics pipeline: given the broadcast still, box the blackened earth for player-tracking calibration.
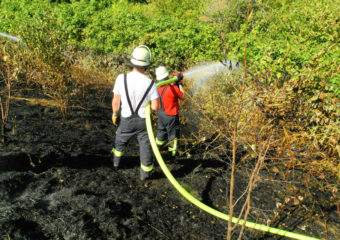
[0,91,338,240]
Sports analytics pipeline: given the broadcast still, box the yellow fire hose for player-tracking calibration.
[144,78,320,240]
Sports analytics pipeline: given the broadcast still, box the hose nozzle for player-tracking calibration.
[172,72,184,81]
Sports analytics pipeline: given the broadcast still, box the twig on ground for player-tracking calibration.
[134,214,170,239]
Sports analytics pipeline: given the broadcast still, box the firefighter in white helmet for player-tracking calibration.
[155,66,184,157]
[111,45,160,181]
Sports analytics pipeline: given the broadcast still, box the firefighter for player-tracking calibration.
[155,66,184,157]
[111,45,160,181]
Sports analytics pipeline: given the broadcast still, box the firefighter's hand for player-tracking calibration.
[112,113,119,126]
[176,80,183,87]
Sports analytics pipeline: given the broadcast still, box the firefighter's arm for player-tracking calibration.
[112,94,121,126]
[151,97,160,112]
[178,84,184,98]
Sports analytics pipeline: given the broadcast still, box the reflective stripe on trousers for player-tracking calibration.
[141,163,154,172]
[156,138,166,146]
[112,147,124,157]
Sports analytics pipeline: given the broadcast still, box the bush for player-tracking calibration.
[0,0,224,70]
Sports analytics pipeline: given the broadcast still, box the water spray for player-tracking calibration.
[156,60,241,93]
[0,32,20,42]
[183,60,241,92]
[143,76,320,240]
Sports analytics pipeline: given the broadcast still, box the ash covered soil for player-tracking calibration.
[0,90,338,240]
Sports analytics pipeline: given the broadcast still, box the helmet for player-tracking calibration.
[156,66,169,81]
[129,45,151,68]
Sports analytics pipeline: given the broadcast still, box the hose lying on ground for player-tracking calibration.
[144,77,320,240]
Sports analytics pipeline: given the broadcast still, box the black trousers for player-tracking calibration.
[114,115,153,169]
[156,110,179,142]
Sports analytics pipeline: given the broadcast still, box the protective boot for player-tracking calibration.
[168,138,178,158]
[112,148,124,170]
[112,156,120,171]
[156,137,166,150]
[140,168,151,181]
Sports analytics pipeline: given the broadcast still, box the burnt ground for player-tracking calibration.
[0,90,339,240]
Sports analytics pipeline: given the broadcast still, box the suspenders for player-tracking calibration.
[124,73,154,118]
[159,85,169,111]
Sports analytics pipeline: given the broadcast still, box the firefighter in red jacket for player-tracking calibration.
[155,66,184,157]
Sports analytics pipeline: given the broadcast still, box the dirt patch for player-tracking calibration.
[0,92,338,240]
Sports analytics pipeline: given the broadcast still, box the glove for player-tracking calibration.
[176,80,183,87]
[112,113,119,126]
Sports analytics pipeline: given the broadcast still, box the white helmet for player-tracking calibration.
[156,66,169,81]
[129,45,151,68]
